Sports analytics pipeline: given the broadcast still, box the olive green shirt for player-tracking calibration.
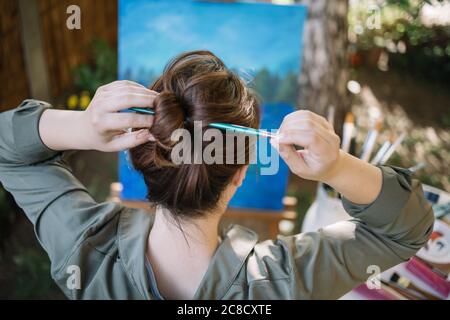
[0,100,434,300]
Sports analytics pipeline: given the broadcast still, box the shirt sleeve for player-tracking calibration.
[276,165,435,299]
[0,100,123,277]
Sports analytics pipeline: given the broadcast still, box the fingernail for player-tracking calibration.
[148,133,156,141]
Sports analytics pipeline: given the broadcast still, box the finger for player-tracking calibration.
[101,93,156,112]
[304,110,333,131]
[282,110,330,132]
[279,121,338,147]
[108,129,155,151]
[277,128,331,155]
[98,80,146,92]
[278,122,337,146]
[271,138,308,173]
[102,86,157,98]
[113,83,156,94]
[102,113,154,131]
[283,110,332,131]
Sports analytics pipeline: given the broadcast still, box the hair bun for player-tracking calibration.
[150,91,186,167]
[129,50,260,219]
[154,91,185,122]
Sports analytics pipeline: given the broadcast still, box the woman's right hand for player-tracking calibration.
[272,109,382,205]
[40,80,157,152]
[271,110,341,183]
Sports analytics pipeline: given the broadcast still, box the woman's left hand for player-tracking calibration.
[80,80,157,152]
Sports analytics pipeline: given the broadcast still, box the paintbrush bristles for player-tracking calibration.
[345,112,354,124]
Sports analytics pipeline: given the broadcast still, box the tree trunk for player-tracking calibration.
[296,0,350,135]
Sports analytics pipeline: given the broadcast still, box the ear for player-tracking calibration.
[231,165,248,187]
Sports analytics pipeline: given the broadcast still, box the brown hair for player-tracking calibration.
[129,50,260,218]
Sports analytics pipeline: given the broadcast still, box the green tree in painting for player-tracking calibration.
[274,71,298,106]
[253,68,277,103]
[252,68,298,106]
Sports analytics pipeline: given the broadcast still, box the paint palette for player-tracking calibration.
[417,220,450,265]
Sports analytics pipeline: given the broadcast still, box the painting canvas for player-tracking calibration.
[119,0,307,211]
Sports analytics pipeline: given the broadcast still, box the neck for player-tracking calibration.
[148,206,223,261]
[145,193,233,299]
[146,206,224,299]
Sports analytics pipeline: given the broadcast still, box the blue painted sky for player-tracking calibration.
[119,0,307,78]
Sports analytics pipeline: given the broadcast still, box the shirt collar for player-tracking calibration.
[117,208,154,299]
[118,208,259,300]
[193,224,258,299]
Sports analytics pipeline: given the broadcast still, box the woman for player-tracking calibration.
[0,51,433,300]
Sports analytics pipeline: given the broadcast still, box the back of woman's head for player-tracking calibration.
[129,50,260,218]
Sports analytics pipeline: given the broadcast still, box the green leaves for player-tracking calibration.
[73,39,117,95]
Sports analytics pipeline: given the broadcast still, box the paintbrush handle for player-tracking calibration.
[383,281,422,300]
[208,122,277,138]
[128,107,155,115]
[370,141,390,165]
[408,282,442,300]
[379,133,406,165]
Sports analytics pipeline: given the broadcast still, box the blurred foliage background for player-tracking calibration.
[350,0,450,84]
[0,38,119,300]
[346,0,450,193]
[73,39,118,96]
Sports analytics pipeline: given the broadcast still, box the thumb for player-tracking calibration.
[108,129,155,151]
[270,137,308,174]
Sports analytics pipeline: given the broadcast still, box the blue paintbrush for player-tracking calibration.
[208,123,277,138]
[128,108,277,138]
[128,107,155,115]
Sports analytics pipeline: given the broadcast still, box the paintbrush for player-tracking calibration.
[327,105,335,128]
[360,120,382,162]
[349,125,358,157]
[378,133,406,165]
[370,134,394,165]
[128,107,155,115]
[408,162,426,173]
[390,272,442,300]
[208,123,277,138]
[128,108,277,138]
[341,112,354,153]
[381,279,422,300]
